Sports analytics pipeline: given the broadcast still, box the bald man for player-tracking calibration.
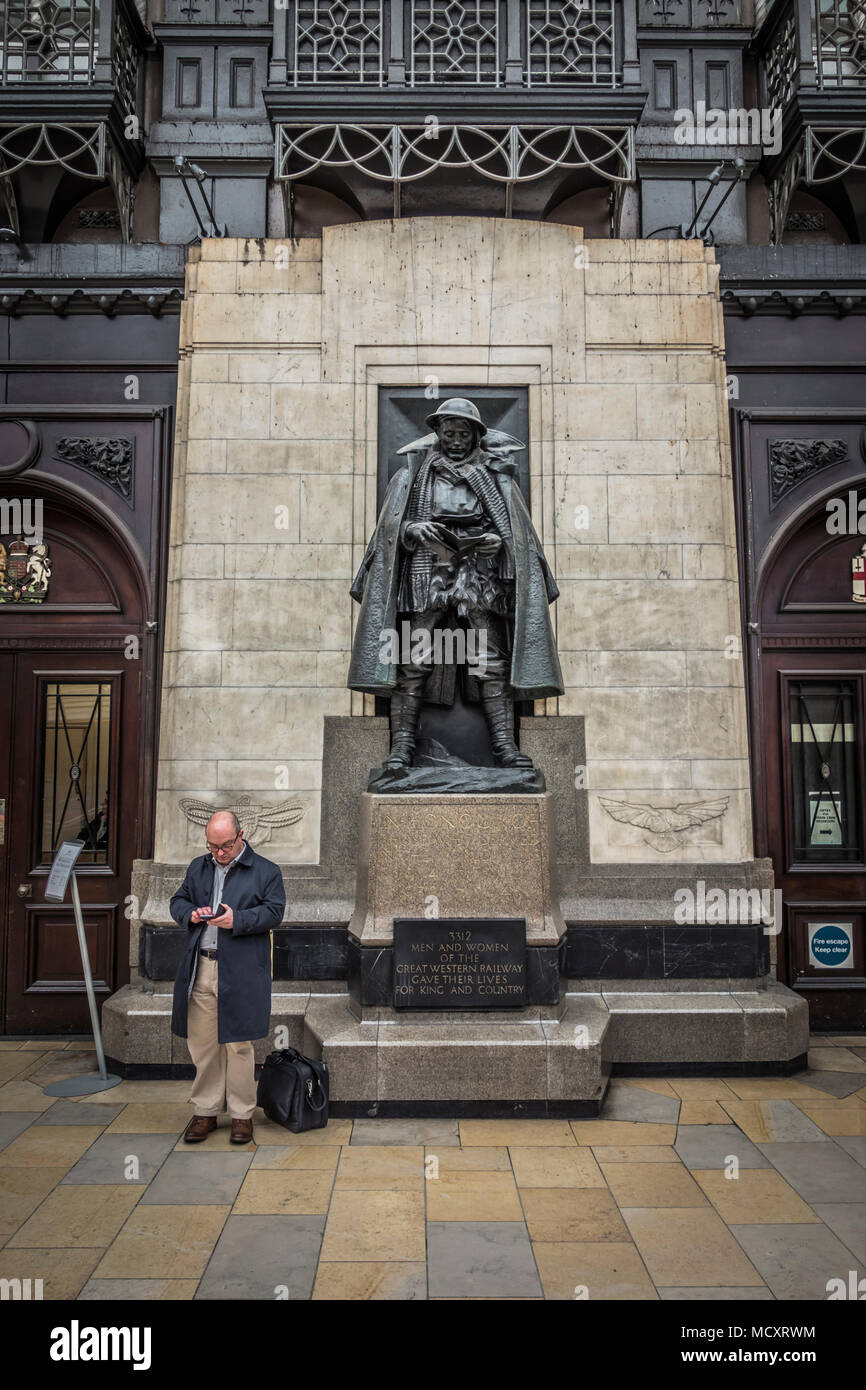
[170,811,286,1144]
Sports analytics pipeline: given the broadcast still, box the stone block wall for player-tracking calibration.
[156,218,753,866]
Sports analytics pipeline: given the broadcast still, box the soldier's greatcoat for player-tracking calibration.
[348,451,564,701]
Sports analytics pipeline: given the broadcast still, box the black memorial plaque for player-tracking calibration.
[393,918,527,1008]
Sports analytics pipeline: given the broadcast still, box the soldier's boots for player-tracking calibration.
[385,686,533,772]
[384,691,423,770]
[481,683,534,770]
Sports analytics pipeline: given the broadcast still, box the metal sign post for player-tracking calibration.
[42,841,122,1096]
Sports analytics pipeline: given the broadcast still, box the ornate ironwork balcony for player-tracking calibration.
[814,0,866,87]
[0,0,148,239]
[270,0,640,89]
[760,0,866,104]
[0,0,144,93]
[266,0,644,222]
[756,0,866,240]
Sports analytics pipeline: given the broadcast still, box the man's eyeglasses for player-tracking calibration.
[206,834,239,854]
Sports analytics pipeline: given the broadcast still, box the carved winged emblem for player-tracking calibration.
[599,795,729,853]
[179,793,305,846]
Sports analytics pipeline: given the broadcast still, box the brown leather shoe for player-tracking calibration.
[183,1114,217,1143]
[230,1117,254,1144]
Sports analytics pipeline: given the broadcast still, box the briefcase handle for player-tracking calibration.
[305,1077,327,1112]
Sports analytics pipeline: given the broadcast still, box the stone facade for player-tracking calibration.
[157,217,752,871]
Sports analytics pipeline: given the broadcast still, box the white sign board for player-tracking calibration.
[809,792,843,846]
[44,840,85,902]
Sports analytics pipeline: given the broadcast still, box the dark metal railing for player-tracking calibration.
[759,0,866,108]
[273,0,632,87]
[0,0,141,110]
[1,0,98,83]
[814,0,866,88]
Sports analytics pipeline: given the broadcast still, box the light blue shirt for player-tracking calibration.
[200,840,248,949]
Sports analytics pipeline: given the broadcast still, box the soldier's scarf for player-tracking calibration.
[402,448,515,611]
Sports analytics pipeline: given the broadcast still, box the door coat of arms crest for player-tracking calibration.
[0,537,52,603]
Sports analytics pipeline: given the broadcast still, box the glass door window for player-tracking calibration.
[787,680,862,864]
[39,682,113,866]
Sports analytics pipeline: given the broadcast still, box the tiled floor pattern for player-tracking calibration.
[1,1037,866,1299]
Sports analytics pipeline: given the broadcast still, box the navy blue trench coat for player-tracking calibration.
[169,843,286,1044]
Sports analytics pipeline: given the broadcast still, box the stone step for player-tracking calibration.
[597,981,809,1067]
[101,979,809,1103]
[302,993,611,1116]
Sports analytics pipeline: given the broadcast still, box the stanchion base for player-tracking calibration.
[43,1073,124,1096]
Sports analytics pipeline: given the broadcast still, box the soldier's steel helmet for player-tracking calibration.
[425,397,487,437]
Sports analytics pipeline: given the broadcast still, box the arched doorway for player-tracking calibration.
[0,462,157,1033]
[754,485,866,1028]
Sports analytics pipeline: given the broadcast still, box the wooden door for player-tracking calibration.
[762,654,866,1027]
[1,651,142,1033]
[0,460,155,1034]
[0,657,11,998]
[753,493,866,1029]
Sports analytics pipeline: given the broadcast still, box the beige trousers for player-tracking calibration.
[186,955,257,1120]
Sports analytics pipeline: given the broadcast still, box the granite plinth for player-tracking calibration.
[348,792,565,951]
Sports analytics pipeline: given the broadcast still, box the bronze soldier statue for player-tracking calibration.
[348,398,563,779]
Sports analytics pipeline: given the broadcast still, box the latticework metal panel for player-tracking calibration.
[112,1,140,118]
[293,0,384,84]
[527,0,617,86]
[763,6,798,106]
[0,0,97,83]
[410,0,501,85]
[767,137,806,242]
[815,0,866,88]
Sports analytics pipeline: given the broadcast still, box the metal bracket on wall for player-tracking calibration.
[682,158,747,243]
[173,156,226,239]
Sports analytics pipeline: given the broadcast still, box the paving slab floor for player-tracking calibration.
[1,1037,865,1300]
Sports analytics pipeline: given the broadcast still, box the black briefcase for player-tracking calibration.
[256,1047,329,1133]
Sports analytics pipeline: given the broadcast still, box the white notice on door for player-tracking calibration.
[809,792,843,846]
[44,840,86,902]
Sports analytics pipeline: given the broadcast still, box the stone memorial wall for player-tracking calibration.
[156,218,752,869]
